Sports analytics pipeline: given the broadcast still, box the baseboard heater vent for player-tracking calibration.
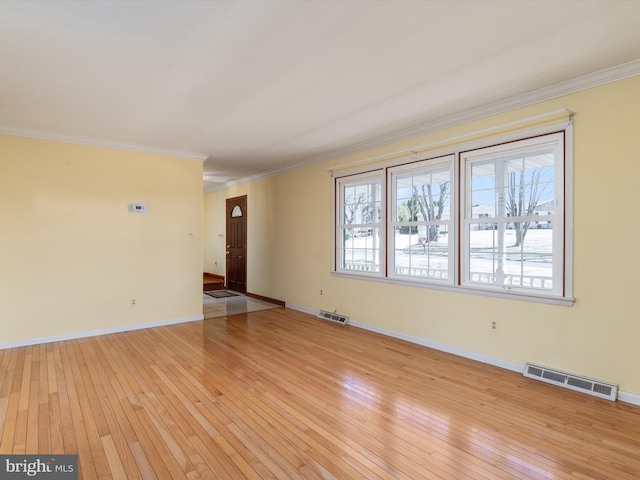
[317,310,349,325]
[524,363,617,401]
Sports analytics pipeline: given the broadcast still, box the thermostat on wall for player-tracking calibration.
[129,202,147,214]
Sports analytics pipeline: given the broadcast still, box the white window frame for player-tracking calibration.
[388,155,456,285]
[335,171,385,277]
[331,121,573,305]
[460,132,565,297]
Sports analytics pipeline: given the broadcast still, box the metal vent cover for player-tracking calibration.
[317,310,349,325]
[524,363,617,401]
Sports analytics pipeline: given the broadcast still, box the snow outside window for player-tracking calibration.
[332,125,571,304]
[389,156,455,284]
[336,172,385,276]
[461,133,565,295]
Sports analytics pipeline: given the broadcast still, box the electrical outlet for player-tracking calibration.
[490,320,498,332]
[130,298,136,307]
[320,290,323,296]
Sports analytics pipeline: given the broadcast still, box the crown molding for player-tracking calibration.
[3,59,639,182]
[366,58,640,149]
[0,125,209,162]
[208,58,640,193]
[204,155,330,194]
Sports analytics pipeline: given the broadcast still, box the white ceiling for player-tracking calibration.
[1,1,640,193]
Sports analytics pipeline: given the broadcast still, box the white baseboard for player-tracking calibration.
[287,303,522,372]
[0,314,204,350]
[286,303,640,406]
[617,391,640,406]
[286,303,318,316]
[348,319,524,373]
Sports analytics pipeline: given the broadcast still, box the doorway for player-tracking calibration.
[226,195,247,293]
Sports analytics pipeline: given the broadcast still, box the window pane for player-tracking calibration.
[340,227,381,272]
[470,162,495,219]
[468,224,499,284]
[505,150,555,218]
[416,169,451,222]
[343,181,382,225]
[392,225,449,280]
[396,167,451,223]
[395,176,413,194]
[468,223,553,290]
[231,205,243,217]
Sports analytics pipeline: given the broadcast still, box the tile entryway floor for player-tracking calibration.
[203,292,280,319]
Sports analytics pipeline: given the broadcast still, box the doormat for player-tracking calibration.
[206,290,241,299]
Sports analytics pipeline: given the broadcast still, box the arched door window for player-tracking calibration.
[231,205,243,217]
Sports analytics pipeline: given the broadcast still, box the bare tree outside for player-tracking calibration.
[344,191,379,227]
[341,182,381,271]
[344,191,366,225]
[505,168,551,247]
[411,181,450,243]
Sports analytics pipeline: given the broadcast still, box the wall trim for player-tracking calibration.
[286,303,521,372]
[0,124,209,162]
[285,303,640,406]
[330,271,574,307]
[286,303,317,316]
[0,314,204,350]
[617,391,640,407]
[205,59,640,194]
[349,319,524,373]
[246,292,286,307]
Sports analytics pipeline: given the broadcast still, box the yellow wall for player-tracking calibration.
[0,135,203,345]
[203,178,278,294]
[204,75,640,396]
[203,189,226,276]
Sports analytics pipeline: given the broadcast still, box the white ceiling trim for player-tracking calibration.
[206,58,640,193]
[0,124,209,162]
[387,58,640,146]
[1,58,638,180]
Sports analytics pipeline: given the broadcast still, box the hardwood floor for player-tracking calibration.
[1,308,639,479]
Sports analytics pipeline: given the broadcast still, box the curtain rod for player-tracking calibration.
[327,108,574,174]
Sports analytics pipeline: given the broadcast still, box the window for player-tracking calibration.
[231,205,243,217]
[336,172,384,275]
[389,156,455,283]
[461,133,564,296]
[333,125,572,304]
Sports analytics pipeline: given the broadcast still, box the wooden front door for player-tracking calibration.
[226,195,247,293]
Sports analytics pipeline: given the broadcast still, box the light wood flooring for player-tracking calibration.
[1,307,640,479]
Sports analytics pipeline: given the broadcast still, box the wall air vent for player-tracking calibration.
[524,363,617,401]
[317,310,349,325]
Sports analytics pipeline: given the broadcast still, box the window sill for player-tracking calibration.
[331,271,575,306]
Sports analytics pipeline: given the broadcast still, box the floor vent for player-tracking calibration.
[524,363,617,401]
[317,310,349,325]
